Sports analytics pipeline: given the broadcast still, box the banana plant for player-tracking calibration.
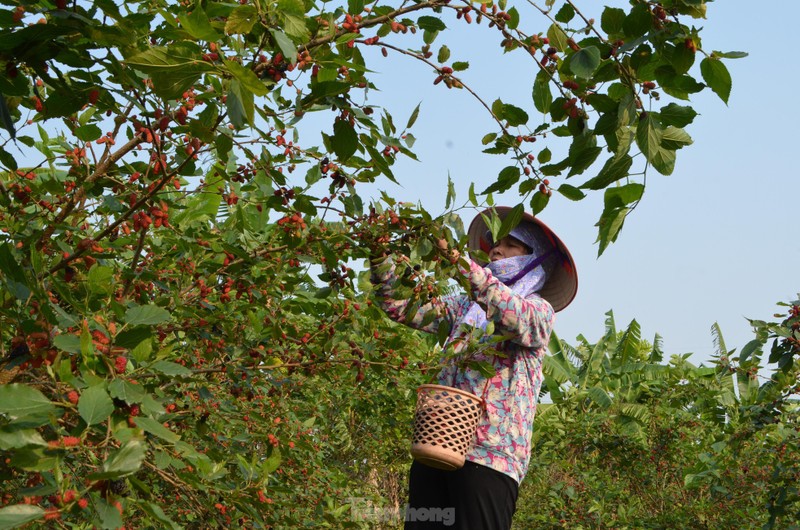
[541,311,694,439]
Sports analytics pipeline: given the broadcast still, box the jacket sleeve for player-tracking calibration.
[369,256,459,335]
[465,260,555,349]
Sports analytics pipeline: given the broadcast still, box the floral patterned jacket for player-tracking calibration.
[371,257,555,484]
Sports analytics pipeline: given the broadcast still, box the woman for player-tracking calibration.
[370,206,578,530]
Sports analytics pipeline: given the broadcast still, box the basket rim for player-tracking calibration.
[416,384,483,404]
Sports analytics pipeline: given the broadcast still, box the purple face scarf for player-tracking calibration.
[459,222,554,331]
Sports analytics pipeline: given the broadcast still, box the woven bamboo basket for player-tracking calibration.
[410,384,483,471]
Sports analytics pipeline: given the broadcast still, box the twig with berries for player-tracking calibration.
[378,41,516,143]
[301,0,449,53]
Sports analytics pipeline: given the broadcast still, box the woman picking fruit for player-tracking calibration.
[370,206,578,530]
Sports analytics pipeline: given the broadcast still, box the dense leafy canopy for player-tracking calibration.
[2,0,794,529]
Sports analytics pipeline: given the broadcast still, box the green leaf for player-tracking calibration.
[491,99,528,126]
[0,97,15,141]
[174,175,223,226]
[347,0,364,13]
[580,154,633,190]
[305,164,322,185]
[124,305,171,326]
[125,44,213,100]
[537,147,552,164]
[649,333,664,363]
[227,79,255,128]
[532,70,553,114]
[557,184,585,201]
[0,147,17,170]
[414,237,434,260]
[596,185,643,255]
[659,103,697,127]
[0,384,56,421]
[213,131,232,162]
[224,59,268,96]
[739,339,762,363]
[649,146,677,175]
[225,4,258,34]
[658,73,705,101]
[546,23,569,52]
[11,447,58,471]
[593,112,617,135]
[138,501,181,530]
[678,3,706,19]
[281,13,310,42]
[555,3,575,23]
[567,145,602,177]
[565,130,599,174]
[606,182,645,206]
[115,327,152,350]
[714,50,748,59]
[417,16,446,32]
[540,157,571,177]
[261,446,282,474]
[78,385,114,426]
[586,93,617,113]
[623,3,652,38]
[53,334,81,354]
[0,504,44,529]
[569,47,601,79]
[530,190,550,214]
[135,417,181,443]
[445,174,455,209]
[616,91,638,128]
[181,6,220,41]
[332,120,358,162]
[406,103,421,129]
[600,7,625,36]
[635,113,663,160]
[0,428,47,450]
[151,360,192,377]
[452,61,469,72]
[496,204,524,241]
[482,166,519,194]
[74,123,102,142]
[42,90,85,119]
[89,439,147,480]
[108,379,146,404]
[304,80,351,103]
[615,319,641,364]
[269,28,298,64]
[596,207,627,256]
[95,497,124,529]
[81,326,94,357]
[0,243,30,300]
[661,126,692,150]
[87,265,114,295]
[663,41,696,75]
[700,57,731,104]
[587,386,613,408]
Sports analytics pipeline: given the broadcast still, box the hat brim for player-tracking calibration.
[467,207,578,312]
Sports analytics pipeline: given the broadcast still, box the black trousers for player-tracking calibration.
[404,460,519,530]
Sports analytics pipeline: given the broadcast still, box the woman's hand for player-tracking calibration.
[437,239,460,264]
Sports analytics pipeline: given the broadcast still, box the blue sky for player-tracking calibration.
[342,0,799,365]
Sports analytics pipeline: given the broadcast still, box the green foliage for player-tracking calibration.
[515,307,800,530]
[0,0,751,527]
